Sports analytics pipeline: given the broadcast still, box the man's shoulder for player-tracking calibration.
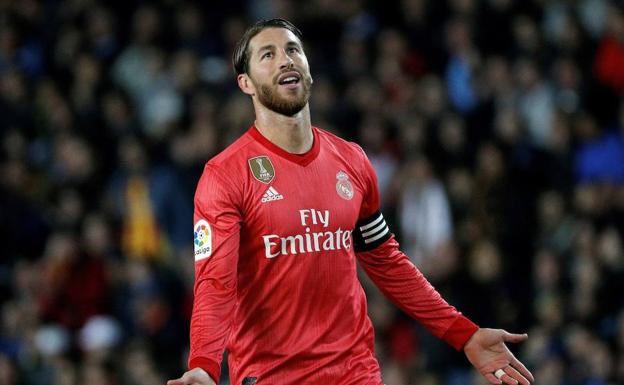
[207,131,256,168]
[315,127,365,157]
[194,133,256,200]
[195,131,256,192]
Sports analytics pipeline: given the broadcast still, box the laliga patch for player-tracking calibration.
[193,219,212,261]
[248,155,275,184]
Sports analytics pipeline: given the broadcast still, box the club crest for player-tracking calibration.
[336,171,354,200]
[248,156,275,184]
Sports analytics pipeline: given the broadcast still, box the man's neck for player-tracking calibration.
[254,104,313,154]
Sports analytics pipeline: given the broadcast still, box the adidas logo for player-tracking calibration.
[261,186,284,203]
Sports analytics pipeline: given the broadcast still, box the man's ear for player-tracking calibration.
[237,73,255,96]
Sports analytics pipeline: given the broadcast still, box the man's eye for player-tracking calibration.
[288,47,300,53]
[262,52,272,59]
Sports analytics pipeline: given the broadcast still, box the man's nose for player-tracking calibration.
[278,50,294,69]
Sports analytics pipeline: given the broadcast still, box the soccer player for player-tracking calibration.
[168,19,534,385]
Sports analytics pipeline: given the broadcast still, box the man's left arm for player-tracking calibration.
[355,230,533,385]
[353,146,534,385]
[354,226,478,350]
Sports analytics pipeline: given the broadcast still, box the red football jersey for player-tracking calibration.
[189,126,478,385]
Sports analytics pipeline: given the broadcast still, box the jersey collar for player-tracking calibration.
[248,125,320,167]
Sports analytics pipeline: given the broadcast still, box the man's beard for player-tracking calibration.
[252,73,312,116]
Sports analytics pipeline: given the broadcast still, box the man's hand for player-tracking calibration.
[167,368,216,385]
[464,328,535,385]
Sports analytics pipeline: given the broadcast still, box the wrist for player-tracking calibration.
[463,327,481,352]
[188,357,220,384]
[443,316,480,351]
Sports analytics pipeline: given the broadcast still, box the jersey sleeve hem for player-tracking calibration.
[442,315,480,351]
[188,357,221,384]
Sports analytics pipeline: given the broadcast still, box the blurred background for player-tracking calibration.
[1,0,623,384]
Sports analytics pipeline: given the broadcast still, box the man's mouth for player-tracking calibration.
[277,71,301,86]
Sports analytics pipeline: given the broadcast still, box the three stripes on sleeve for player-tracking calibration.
[353,211,391,252]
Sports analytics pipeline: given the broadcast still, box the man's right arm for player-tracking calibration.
[170,164,242,384]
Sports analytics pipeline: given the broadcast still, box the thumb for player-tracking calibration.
[502,331,528,343]
[167,379,185,385]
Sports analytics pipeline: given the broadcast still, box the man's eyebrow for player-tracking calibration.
[256,41,302,53]
[256,44,275,53]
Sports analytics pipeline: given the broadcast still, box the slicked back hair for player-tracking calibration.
[232,18,303,75]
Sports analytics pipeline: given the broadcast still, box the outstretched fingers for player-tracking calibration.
[502,331,529,344]
[510,354,535,382]
[484,372,503,385]
[504,365,530,385]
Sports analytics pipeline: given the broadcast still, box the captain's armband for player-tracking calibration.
[353,210,391,252]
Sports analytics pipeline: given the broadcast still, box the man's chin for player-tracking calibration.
[270,103,307,117]
[258,83,310,116]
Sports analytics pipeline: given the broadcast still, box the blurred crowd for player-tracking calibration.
[1,0,624,384]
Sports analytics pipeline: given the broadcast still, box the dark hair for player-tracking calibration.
[232,18,303,75]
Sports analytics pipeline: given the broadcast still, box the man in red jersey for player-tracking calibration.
[168,19,534,385]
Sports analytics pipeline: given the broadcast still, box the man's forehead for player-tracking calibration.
[249,27,302,51]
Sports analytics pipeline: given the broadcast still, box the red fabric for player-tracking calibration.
[442,315,480,351]
[248,125,320,166]
[595,36,624,94]
[389,319,418,363]
[189,126,477,384]
[356,237,478,351]
[188,357,221,384]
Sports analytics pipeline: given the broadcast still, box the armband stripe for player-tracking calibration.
[360,213,384,231]
[353,211,391,251]
[362,220,387,238]
[364,227,389,244]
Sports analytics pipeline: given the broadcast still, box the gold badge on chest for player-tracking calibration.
[248,155,275,184]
